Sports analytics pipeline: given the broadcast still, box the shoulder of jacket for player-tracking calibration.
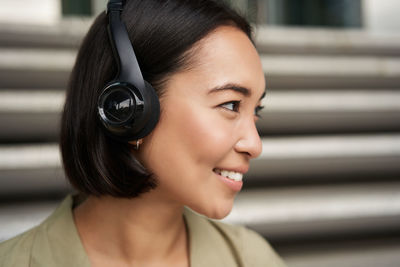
[0,196,74,267]
[208,220,287,267]
[0,224,41,267]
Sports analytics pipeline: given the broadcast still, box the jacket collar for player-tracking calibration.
[184,208,238,267]
[30,196,235,267]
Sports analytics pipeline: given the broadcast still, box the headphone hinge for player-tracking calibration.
[106,0,124,14]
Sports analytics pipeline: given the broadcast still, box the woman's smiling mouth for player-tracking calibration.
[213,168,246,192]
[213,168,243,181]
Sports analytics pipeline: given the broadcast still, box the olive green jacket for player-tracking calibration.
[0,196,286,267]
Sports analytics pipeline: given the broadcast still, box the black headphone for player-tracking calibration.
[98,0,160,141]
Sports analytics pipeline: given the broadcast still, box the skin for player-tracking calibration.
[74,26,265,267]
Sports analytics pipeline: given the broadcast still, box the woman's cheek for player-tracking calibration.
[182,107,234,160]
[188,104,230,136]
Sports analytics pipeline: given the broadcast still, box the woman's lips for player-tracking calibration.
[213,168,244,192]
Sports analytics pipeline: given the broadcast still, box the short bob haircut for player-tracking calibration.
[60,0,252,198]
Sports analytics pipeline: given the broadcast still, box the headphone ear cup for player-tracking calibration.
[137,80,160,138]
[97,81,160,141]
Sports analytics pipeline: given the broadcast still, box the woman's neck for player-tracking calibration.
[73,191,190,267]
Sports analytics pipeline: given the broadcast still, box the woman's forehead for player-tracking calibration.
[185,26,265,92]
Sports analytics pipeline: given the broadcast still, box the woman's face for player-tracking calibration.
[136,26,265,219]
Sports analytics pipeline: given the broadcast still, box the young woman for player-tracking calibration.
[0,0,286,266]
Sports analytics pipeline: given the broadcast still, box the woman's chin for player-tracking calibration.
[207,210,231,220]
[189,201,234,220]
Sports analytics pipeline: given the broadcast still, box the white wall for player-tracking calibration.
[92,0,107,16]
[363,0,400,32]
[0,0,61,25]
[0,0,399,32]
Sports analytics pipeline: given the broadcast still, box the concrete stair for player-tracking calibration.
[0,22,400,267]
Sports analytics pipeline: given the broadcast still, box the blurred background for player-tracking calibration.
[0,0,399,266]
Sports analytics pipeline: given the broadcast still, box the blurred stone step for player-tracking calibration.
[0,20,91,49]
[224,182,400,241]
[262,55,400,89]
[255,26,400,56]
[280,237,400,267]
[1,90,399,141]
[1,182,399,245]
[2,48,399,89]
[258,89,400,134]
[1,135,399,195]
[0,144,68,196]
[3,22,400,57]
[0,90,64,140]
[0,48,75,89]
[248,134,400,181]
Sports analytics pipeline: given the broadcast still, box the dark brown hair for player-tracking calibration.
[60,0,252,198]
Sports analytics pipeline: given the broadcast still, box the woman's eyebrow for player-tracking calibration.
[208,83,250,96]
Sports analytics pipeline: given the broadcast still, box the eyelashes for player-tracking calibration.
[254,105,265,118]
[220,101,241,112]
[219,101,264,118]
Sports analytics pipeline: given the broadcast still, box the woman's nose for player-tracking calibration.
[234,119,262,159]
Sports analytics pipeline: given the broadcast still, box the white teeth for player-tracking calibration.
[215,168,243,182]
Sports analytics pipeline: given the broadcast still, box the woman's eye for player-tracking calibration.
[220,101,241,112]
[254,105,265,118]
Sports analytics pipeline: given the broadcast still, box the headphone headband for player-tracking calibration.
[107,0,145,90]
